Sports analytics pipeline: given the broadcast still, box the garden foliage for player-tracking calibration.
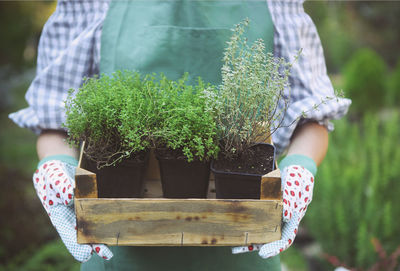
[344,48,387,113]
[0,240,79,271]
[387,59,400,107]
[305,113,400,269]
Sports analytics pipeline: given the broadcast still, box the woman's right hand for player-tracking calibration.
[33,157,113,262]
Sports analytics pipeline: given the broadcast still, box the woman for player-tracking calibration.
[10,0,351,270]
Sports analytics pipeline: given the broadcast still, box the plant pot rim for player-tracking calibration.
[210,142,276,177]
[156,156,209,163]
[83,148,150,167]
[154,147,209,163]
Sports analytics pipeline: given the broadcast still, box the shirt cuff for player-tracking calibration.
[278,154,317,176]
[38,155,79,168]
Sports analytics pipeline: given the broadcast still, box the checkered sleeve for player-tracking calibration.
[267,0,351,155]
[9,0,109,134]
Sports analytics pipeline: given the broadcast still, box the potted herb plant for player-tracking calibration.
[152,74,220,198]
[65,71,153,198]
[210,19,292,199]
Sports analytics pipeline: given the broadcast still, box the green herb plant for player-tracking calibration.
[64,71,154,168]
[210,19,293,159]
[152,74,220,162]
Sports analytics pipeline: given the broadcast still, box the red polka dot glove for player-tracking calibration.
[33,155,113,262]
[232,155,316,259]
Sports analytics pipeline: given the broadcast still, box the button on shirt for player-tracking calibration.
[9,0,351,155]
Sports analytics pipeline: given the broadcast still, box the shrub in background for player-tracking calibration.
[306,1,357,74]
[325,238,400,271]
[305,113,400,269]
[386,59,400,107]
[344,48,387,113]
[0,240,79,271]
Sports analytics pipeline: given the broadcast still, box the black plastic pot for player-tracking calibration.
[156,153,210,198]
[211,143,276,199]
[82,152,149,198]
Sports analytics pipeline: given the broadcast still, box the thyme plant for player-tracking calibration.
[65,71,219,166]
[64,71,153,168]
[212,19,293,159]
[152,74,220,162]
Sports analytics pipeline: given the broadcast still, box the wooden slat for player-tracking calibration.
[260,169,282,200]
[76,198,282,246]
[143,179,217,199]
[142,149,217,197]
[144,149,160,181]
[78,141,85,169]
[75,168,98,199]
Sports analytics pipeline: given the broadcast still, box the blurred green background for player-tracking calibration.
[1,1,399,270]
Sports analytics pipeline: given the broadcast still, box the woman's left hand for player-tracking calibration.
[232,165,315,258]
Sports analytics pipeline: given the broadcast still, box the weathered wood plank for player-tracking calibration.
[76,198,282,246]
[260,169,282,200]
[143,177,217,199]
[144,149,160,181]
[75,168,98,199]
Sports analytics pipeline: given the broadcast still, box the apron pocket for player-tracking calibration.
[113,25,231,85]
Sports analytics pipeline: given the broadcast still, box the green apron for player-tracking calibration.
[99,0,274,84]
[82,0,279,270]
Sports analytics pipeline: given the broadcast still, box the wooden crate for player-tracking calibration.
[75,150,282,246]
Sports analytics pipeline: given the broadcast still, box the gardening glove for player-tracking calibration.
[33,155,113,262]
[232,154,316,259]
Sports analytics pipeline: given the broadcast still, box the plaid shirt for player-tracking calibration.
[9,0,351,155]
